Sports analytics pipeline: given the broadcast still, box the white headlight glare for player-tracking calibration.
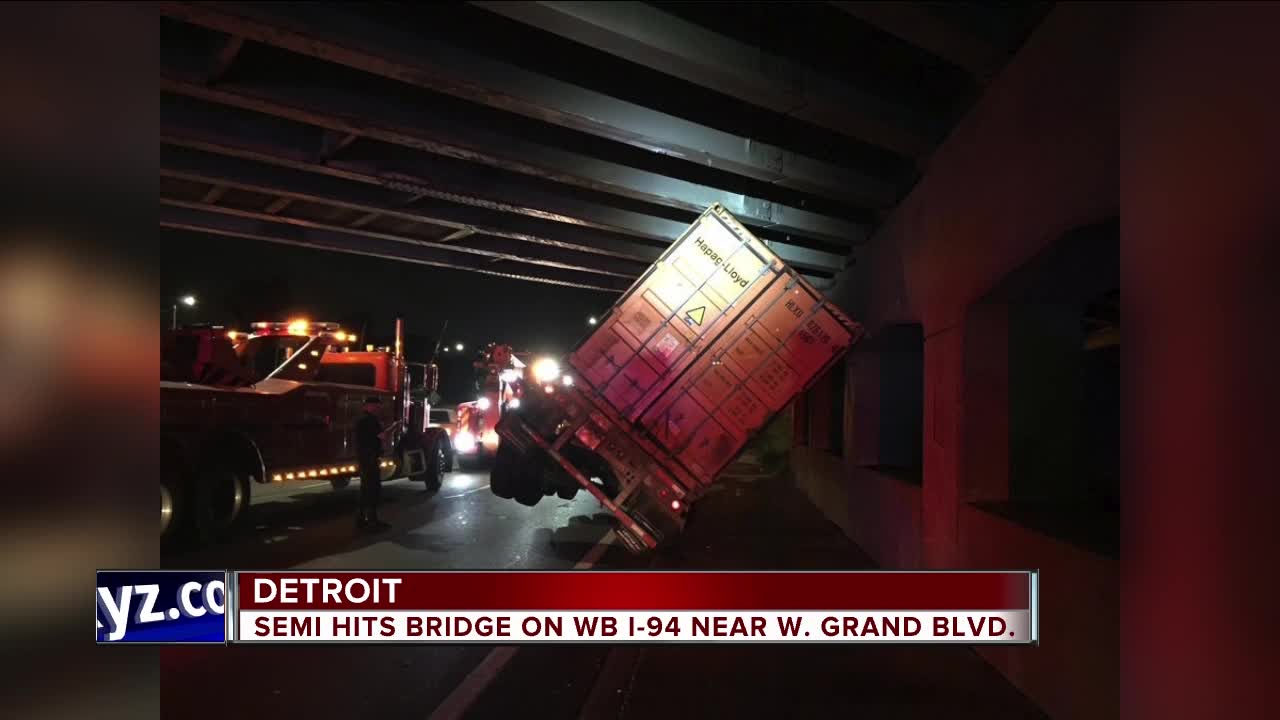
[454,431,476,453]
[476,396,491,411]
[532,357,560,384]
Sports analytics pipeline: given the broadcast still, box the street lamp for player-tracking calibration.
[455,342,464,351]
[171,294,197,330]
[587,316,598,326]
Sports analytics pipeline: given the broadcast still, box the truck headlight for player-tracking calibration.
[454,431,476,453]
[508,397,521,410]
[532,357,560,384]
[477,396,491,411]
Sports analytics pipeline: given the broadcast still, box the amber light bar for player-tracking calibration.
[271,460,395,482]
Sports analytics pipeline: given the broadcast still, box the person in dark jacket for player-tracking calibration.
[355,396,398,531]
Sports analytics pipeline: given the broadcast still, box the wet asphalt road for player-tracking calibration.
[160,467,644,719]
[164,467,639,572]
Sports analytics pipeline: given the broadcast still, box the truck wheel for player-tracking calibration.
[556,485,578,500]
[193,465,250,544]
[490,443,518,499]
[161,472,185,547]
[421,439,446,492]
[330,478,351,490]
[514,484,542,506]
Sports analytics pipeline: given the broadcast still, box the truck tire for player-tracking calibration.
[193,464,250,544]
[513,450,545,507]
[421,438,446,492]
[330,478,351,490]
[556,485,578,500]
[490,443,518,499]
[514,484,542,506]
[161,470,185,548]
[161,439,189,548]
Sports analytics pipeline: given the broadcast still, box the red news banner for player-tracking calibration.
[233,571,1038,645]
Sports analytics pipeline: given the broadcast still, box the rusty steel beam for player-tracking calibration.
[159,78,865,254]
[159,1,900,207]
[471,1,938,158]
[160,203,630,292]
[828,2,1004,82]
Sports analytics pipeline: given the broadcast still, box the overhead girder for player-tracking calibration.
[158,1,901,208]
[160,144,659,266]
[159,102,849,273]
[469,1,940,158]
[160,203,631,292]
[160,197,645,280]
[158,72,868,249]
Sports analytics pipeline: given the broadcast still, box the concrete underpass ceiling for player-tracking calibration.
[159,1,1051,292]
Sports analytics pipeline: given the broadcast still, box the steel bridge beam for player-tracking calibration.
[159,1,900,206]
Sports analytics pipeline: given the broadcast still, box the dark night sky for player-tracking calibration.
[160,228,619,402]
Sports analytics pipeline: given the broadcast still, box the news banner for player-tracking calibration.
[97,570,1038,645]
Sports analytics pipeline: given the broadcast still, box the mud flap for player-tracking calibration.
[401,448,427,476]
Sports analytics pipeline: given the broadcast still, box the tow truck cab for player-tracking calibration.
[160,319,450,547]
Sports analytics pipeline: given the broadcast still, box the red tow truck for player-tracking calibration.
[452,344,565,470]
[491,204,864,553]
[160,318,451,547]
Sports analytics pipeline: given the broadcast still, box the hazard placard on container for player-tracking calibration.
[639,325,689,376]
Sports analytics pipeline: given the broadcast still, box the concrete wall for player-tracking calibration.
[792,3,1280,717]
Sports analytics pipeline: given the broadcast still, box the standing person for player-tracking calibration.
[355,396,397,531]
